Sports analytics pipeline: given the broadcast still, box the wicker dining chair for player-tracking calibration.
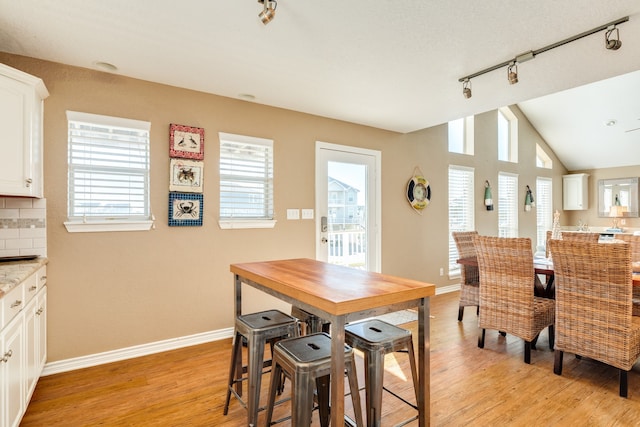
[606,234,640,317]
[546,230,600,257]
[474,235,555,364]
[549,239,640,397]
[452,231,479,321]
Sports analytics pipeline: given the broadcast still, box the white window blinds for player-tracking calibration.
[498,172,518,237]
[67,111,150,222]
[219,132,274,220]
[448,165,475,276]
[536,177,553,254]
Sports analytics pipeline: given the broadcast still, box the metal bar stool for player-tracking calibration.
[345,319,419,427]
[265,332,364,427]
[223,309,298,427]
[291,306,330,335]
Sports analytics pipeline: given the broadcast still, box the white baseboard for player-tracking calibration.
[42,284,460,377]
[41,327,235,376]
[436,283,460,294]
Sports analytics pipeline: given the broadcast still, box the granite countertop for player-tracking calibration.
[0,257,48,297]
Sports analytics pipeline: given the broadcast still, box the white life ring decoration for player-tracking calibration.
[406,174,431,213]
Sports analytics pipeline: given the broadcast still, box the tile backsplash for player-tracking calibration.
[0,197,47,258]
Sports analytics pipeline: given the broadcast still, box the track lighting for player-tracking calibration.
[605,25,622,50]
[258,0,277,25]
[507,62,518,85]
[462,79,472,99]
[458,16,628,99]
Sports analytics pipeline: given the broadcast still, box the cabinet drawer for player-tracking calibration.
[1,281,25,330]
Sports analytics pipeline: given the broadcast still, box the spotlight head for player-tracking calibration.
[258,0,277,25]
[605,26,622,50]
[507,63,518,85]
[462,79,472,99]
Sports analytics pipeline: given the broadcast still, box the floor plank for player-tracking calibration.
[21,292,640,426]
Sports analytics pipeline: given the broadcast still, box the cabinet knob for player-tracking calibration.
[36,308,44,315]
[25,178,33,187]
[1,349,12,363]
[29,285,37,292]
[40,275,47,281]
[10,300,22,309]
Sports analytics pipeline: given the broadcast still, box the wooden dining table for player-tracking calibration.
[457,256,640,299]
[230,258,436,426]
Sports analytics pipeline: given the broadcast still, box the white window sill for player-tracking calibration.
[64,220,154,233]
[218,219,277,230]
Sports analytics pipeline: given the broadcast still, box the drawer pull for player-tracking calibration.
[1,350,12,363]
[29,285,37,292]
[25,178,33,187]
[36,308,44,315]
[40,275,47,281]
[10,300,22,309]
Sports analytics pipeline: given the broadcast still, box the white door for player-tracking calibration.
[315,142,381,272]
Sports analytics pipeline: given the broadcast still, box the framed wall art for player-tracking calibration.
[169,158,204,193]
[168,192,204,226]
[169,123,204,160]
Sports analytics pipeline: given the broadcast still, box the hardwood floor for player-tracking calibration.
[21,292,640,426]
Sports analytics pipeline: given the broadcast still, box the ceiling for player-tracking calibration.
[0,0,639,171]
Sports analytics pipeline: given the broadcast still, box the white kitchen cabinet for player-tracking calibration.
[0,265,47,427]
[563,173,589,210]
[0,63,49,198]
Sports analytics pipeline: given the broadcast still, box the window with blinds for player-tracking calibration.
[448,165,475,276]
[536,177,553,254]
[66,111,151,227]
[219,132,274,228]
[498,172,518,237]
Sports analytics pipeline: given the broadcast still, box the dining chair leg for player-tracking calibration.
[478,328,485,348]
[620,370,628,398]
[553,350,563,375]
[458,306,464,321]
[548,326,555,350]
[524,342,532,364]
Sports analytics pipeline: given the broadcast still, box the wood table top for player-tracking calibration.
[230,258,436,316]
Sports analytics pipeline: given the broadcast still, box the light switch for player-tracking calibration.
[301,209,314,219]
[286,209,300,220]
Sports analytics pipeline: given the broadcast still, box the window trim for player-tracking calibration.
[64,111,153,233]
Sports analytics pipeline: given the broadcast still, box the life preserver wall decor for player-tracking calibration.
[406,167,431,214]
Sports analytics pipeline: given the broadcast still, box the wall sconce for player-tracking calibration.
[524,185,535,212]
[484,180,494,211]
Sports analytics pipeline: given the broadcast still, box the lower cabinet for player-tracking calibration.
[0,268,47,427]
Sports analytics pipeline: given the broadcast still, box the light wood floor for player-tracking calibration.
[21,292,640,426]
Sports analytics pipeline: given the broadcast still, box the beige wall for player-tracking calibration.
[564,166,640,231]
[0,53,568,362]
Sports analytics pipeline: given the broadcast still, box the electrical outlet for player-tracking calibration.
[439,267,444,276]
[301,209,314,219]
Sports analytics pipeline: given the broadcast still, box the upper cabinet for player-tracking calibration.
[0,64,49,198]
[563,173,589,211]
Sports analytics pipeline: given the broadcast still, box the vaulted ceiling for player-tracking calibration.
[0,1,638,170]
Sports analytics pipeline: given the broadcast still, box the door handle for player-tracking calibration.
[321,216,327,232]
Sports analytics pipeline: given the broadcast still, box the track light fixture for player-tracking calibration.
[458,16,629,98]
[462,79,472,99]
[258,0,277,25]
[605,25,622,50]
[507,62,518,85]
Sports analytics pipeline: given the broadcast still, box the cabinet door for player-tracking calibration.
[24,296,38,401]
[36,287,47,372]
[0,76,34,197]
[1,315,25,427]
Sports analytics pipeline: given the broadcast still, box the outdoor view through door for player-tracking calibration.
[316,142,381,273]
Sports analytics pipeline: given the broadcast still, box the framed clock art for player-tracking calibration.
[169,123,204,160]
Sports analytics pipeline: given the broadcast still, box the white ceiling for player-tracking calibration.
[0,0,639,171]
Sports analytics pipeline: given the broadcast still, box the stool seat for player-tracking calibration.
[345,319,418,427]
[266,333,364,427]
[223,309,298,427]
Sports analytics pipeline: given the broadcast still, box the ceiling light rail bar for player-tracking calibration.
[458,16,629,83]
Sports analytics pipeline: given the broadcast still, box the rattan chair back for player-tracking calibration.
[452,231,479,320]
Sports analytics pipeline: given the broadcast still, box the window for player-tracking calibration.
[498,107,517,163]
[65,111,152,233]
[536,177,553,256]
[448,165,475,276]
[498,172,518,237]
[536,144,553,169]
[219,132,275,229]
[448,116,474,155]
